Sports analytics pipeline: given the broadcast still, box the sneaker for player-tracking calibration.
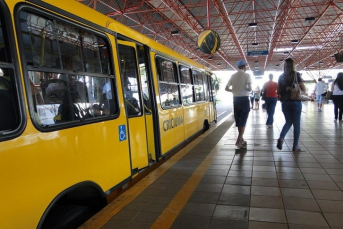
[292,146,301,152]
[317,108,320,111]
[277,138,283,150]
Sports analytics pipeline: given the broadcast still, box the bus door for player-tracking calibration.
[208,74,217,123]
[117,41,149,172]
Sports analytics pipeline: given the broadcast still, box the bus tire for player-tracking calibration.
[203,120,210,132]
[41,204,94,229]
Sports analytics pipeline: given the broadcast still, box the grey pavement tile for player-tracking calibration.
[288,225,330,229]
[252,171,278,179]
[188,191,221,204]
[299,168,328,174]
[101,219,130,229]
[212,159,233,165]
[337,182,343,191]
[274,161,299,168]
[276,167,302,173]
[208,164,231,170]
[195,183,224,193]
[285,210,329,227]
[323,212,343,228]
[320,163,343,169]
[110,210,140,221]
[297,163,323,168]
[179,202,216,216]
[303,174,333,182]
[218,193,251,206]
[253,157,274,161]
[250,196,284,209]
[283,198,320,211]
[140,187,163,197]
[208,218,248,229]
[277,172,305,180]
[125,221,152,229]
[213,205,249,220]
[131,195,155,204]
[132,211,161,223]
[200,175,226,184]
[307,181,340,191]
[222,184,251,195]
[330,174,343,183]
[251,186,281,196]
[248,221,288,229]
[252,178,279,187]
[123,202,149,211]
[253,161,276,166]
[324,169,343,175]
[230,165,253,171]
[253,166,276,172]
[171,215,211,229]
[280,188,314,199]
[228,170,253,177]
[249,207,286,223]
[312,190,343,201]
[151,196,173,204]
[204,169,229,176]
[142,203,168,213]
[317,200,343,213]
[225,176,252,186]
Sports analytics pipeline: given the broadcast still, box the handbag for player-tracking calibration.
[326,91,332,100]
[290,73,310,101]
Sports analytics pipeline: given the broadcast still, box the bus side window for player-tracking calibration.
[0,74,16,131]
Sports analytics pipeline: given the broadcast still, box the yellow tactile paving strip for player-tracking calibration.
[150,145,219,229]
[79,114,231,229]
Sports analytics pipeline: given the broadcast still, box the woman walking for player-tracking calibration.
[261,74,278,128]
[276,58,306,152]
[331,73,343,122]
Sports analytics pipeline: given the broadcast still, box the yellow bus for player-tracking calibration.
[0,0,217,228]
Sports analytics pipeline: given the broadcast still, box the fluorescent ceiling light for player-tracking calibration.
[274,45,322,52]
[171,30,179,35]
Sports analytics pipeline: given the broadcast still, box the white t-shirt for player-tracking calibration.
[226,70,252,97]
[314,81,327,95]
[333,84,343,95]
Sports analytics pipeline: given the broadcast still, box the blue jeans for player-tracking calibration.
[280,101,302,146]
[265,97,277,125]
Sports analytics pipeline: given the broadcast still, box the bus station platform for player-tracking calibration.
[80,101,343,229]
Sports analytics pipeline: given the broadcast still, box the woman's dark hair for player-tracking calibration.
[283,58,296,84]
[334,72,343,91]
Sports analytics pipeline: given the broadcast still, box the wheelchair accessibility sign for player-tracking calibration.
[118,125,126,142]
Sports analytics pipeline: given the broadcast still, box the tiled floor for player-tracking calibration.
[83,101,343,229]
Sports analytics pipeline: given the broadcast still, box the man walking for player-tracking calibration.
[314,78,327,111]
[261,74,278,128]
[225,60,252,149]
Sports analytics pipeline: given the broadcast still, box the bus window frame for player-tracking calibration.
[14,4,120,132]
[192,68,206,103]
[178,63,195,106]
[155,55,181,110]
[0,1,26,142]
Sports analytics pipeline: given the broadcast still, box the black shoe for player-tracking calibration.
[277,138,283,150]
[292,146,301,152]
